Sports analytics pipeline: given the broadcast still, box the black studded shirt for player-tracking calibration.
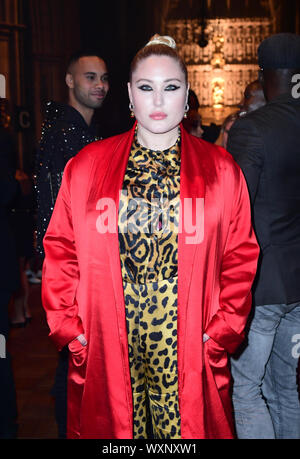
[35,101,100,256]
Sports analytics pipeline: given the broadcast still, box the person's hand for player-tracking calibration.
[203,333,210,343]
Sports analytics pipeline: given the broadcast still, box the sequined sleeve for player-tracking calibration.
[35,129,66,256]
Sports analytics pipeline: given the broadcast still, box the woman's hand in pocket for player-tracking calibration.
[68,334,88,366]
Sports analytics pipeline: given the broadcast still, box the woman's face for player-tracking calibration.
[128,55,188,137]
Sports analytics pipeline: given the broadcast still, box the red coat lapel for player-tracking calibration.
[97,124,207,395]
[177,126,206,393]
[94,124,210,435]
[98,125,136,344]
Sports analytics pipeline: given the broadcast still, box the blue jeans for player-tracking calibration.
[231,302,300,439]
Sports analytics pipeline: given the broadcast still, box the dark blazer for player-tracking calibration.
[227,93,300,306]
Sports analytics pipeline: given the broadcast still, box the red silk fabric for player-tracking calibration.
[42,125,259,439]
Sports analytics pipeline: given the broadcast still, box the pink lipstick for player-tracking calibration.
[150,112,167,120]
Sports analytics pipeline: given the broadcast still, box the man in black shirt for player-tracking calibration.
[36,51,109,438]
[36,51,109,255]
[228,33,300,439]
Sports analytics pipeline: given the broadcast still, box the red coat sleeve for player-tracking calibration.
[42,159,84,351]
[205,166,259,354]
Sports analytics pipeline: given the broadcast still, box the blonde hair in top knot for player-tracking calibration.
[129,33,187,85]
[145,34,177,49]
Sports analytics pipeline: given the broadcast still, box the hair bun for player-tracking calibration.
[145,34,176,49]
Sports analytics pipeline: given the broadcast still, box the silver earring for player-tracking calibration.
[129,102,135,118]
[184,103,189,119]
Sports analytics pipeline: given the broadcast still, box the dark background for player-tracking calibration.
[79,0,166,137]
[1,0,299,171]
[77,0,300,138]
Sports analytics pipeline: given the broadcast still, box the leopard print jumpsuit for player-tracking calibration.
[118,133,181,439]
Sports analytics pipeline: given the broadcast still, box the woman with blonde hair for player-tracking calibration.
[42,35,259,439]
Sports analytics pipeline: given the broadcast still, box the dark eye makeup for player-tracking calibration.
[138,84,153,91]
[165,84,180,91]
[137,83,181,91]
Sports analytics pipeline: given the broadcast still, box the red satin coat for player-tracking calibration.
[42,124,259,439]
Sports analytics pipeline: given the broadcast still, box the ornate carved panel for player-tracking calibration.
[165,17,271,122]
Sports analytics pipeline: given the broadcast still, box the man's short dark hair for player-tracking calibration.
[66,50,105,73]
